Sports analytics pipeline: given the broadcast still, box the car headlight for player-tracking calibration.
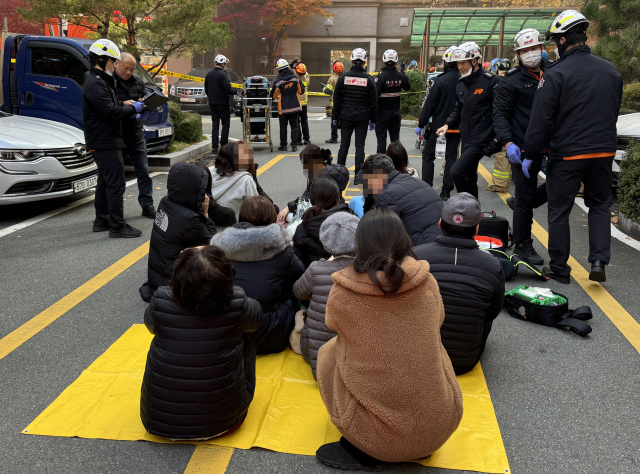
[170,85,175,95]
[0,150,46,161]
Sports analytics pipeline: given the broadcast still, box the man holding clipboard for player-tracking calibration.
[115,52,162,220]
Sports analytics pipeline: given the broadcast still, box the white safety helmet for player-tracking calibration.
[442,45,457,63]
[351,48,367,62]
[214,54,229,65]
[382,49,398,63]
[546,10,590,40]
[450,42,482,62]
[89,39,121,60]
[513,29,544,51]
[276,58,289,70]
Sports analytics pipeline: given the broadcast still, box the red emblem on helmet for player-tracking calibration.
[453,214,464,224]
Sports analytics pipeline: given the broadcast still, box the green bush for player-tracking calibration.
[168,102,204,144]
[622,82,640,112]
[618,142,640,222]
[400,70,426,119]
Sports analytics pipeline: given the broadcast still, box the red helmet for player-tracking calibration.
[429,66,436,73]
[333,61,344,74]
[483,61,490,69]
[295,63,307,75]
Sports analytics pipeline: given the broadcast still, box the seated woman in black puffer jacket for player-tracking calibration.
[211,196,305,354]
[141,245,263,440]
[139,162,236,302]
[277,144,349,222]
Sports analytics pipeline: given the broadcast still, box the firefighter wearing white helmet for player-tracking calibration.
[83,39,144,237]
[204,53,236,153]
[436,41,500,199]
[416,45,461,199]
[332,48,377,181]
[375,49,410,152]
[492,28,549,265]
[524,10,623,284]
[271,58,305,151]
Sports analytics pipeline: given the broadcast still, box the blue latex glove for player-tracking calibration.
[415,127,422,135]
[506,143,522,164]
[369,121,375,131]
[135,110,150,122]
[522,158,533,179]
[132,101,145,113]
[332,120,337,126]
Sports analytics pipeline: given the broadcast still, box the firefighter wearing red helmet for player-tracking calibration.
[324,61,344,143]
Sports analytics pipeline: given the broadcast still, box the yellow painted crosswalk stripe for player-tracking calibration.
[477,163,640,354]
[184,446,234,474]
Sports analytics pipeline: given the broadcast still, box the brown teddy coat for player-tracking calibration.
[316,257,463,462]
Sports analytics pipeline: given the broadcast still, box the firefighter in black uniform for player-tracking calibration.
[375,49,410,153]
[493,28,549,266]
[333,48,378,184]
[204,54,235,154]
[83,39,144,238]
[437,42,501,199]
[524,10,623,284]
[417,45,460,199]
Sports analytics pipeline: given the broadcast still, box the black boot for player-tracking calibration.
[542,267,570,285]
[513,241,544,266]
[92,220,110,232]
[589,260,607,282]
[291,144,298,152]
[325,138,338,143]
[212,146,218,155]
[316,437,388,471]
[278,145,288,151]
[440,188,450,201]
[109,223,142,239]
[142,204,157,219]
[506,196,514,211]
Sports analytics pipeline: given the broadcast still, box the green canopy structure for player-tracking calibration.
[411,8,559,72]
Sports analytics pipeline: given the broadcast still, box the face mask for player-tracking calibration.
[460,64,474,78]
[554,47,559,59]
[520,50,542,68]
[104,69,113,76]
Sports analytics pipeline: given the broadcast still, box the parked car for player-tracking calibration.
[169,67,242,113]
[614,112,640,189]
[1,35,173,153]
[0,112,98,204]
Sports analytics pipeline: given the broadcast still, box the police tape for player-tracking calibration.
[308,90,427,97]
[146,67,244,89]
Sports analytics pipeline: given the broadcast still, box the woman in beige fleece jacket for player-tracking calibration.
[316,207,463,470]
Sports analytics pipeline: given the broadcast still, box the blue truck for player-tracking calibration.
[1,34,173,152]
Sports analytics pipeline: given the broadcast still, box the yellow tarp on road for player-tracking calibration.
[23,325,510,473]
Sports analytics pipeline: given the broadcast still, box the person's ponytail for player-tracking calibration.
[302,177,340,221]
[352,207,416,294]
[321,148,333,165]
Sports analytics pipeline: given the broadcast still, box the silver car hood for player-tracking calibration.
[617,112,640,138]
[0,115,85,149]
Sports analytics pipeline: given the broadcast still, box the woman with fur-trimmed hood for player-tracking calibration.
[211,196,305,354]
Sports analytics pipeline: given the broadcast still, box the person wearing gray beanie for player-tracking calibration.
[319,212,360,256]
[292,212,359,379]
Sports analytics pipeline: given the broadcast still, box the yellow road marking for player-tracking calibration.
[477,163,640,354]
[184,445,234,474]
[0,242,150,361]
[0,158,285,362]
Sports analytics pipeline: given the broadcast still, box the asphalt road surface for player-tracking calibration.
[2,114,640,474]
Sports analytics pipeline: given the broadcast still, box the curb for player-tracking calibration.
[619,212,640,240]
[125,138,212,172]
[401,119,418,127]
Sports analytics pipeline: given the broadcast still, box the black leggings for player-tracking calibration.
[450,144,485,199]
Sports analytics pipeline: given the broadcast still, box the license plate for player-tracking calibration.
[73,175,98,193]
[158,127,172,137]
[180,98,196,102]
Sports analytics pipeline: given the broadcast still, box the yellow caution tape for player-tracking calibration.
[146,67,243,89]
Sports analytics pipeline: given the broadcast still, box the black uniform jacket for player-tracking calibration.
[114,72,147,147]
[418,67,461,131]
[493,60,549,151]
[525,46,623,162]
[82,68,136,150]
[375,65,410,115]
[332,65,378,123]
[445,68,501,148]
[204,67,235,106]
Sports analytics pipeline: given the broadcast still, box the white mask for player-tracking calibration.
[460,67,473,78]
[105,69,113,76]
[554,47,560,59]
[520,50,542,69]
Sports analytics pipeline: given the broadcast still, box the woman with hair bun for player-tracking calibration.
[292,177,353,267]
[277,144,349,222]
[315,207,463,471]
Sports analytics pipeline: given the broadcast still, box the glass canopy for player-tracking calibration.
[411,8,560,48]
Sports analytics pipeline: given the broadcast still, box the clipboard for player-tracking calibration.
[141,92,169,110]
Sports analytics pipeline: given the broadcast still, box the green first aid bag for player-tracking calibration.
[504,285,593,336]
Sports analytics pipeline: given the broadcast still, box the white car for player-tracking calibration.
[0,112,98,204]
